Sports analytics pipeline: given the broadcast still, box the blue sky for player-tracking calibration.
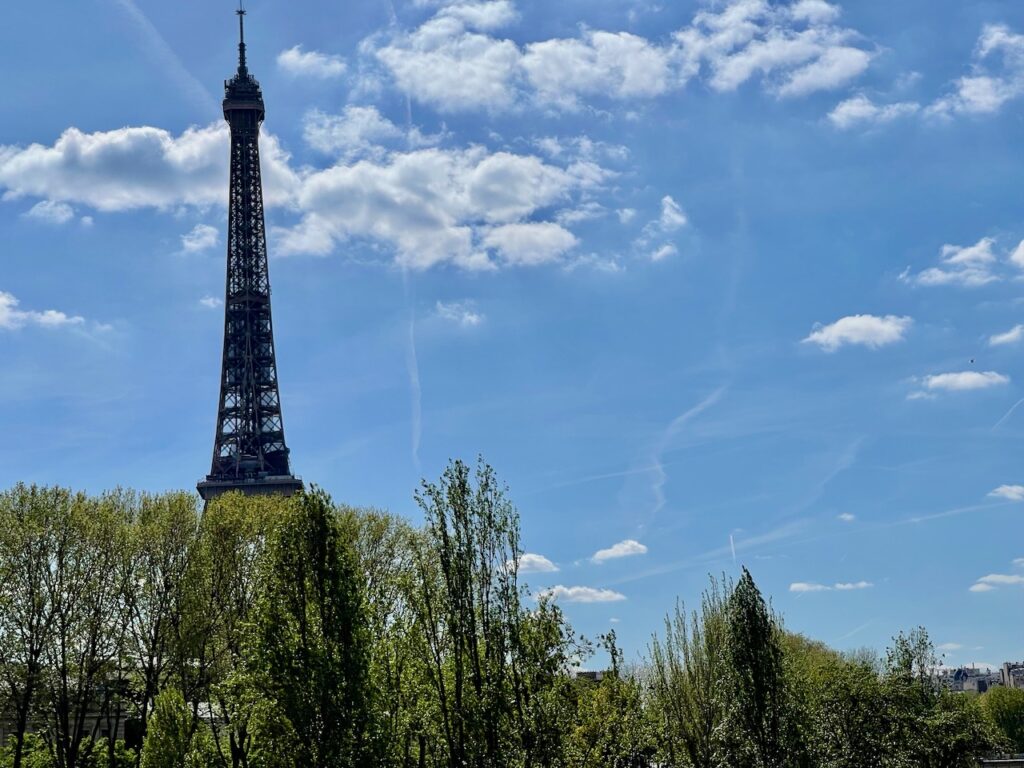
[2,0,1023,665]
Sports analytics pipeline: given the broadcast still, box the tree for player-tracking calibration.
[140,689,194,768]
[981,686,1024,753]
[410,459,578,768]
[568,632,653,768]
[0,485,63,768]
[43,491,132,768]
[123,493,200,744]
[789,637,887,768]
[648,580,730,768]
[247,489,378,768]
[720,567,791,768]
[173,492,280,768]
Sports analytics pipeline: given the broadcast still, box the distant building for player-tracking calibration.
[938,666,1001,693]
[1002,663,1024,690]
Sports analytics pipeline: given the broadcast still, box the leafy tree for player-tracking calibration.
[43,491,132,768]
[981,686,1024,752]
[788,637,887,768]
[720,567,791,768]
[568,632,653,768]
[247,489,378,768]
[140,689,192,768]
[0,486,64,768]
[123,493,200,740]
[648,580,730,768]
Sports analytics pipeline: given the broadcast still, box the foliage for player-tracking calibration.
[981,685,1024,752]
[0,474,1007,768]
[247,488,378,768]
[648,581,729,768]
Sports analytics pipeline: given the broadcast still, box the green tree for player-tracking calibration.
[721,567,791,768]
[569,632,653,768]
[648,579,730,768]
[981,686,1024,753]
[0,485,63,768]
[141,688,212,768]
[788,637,887,768]
[248,489,378,768]
[410,459,579,768]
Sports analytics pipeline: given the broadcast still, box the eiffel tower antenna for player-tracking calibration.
[198,6,302,502]
[236,1,248,74]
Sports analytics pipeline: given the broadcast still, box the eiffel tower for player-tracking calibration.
[198,7,302,501]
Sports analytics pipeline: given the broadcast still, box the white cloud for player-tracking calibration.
[0,124,299,211]
[937,643,964,651]
[791,580,873,593]
[828,95,919,129]
[199,296,223,309]
[1014,558,1024,568]
[976,573,1024,587]
[922,371,1009,392]
[23,200,75,225]
[970,583,995,593]
[1010,240,1024,268]
[277,46,347,78]
[436,300,484,327]
[539,585,627,603]
[790,582,830,593]
[0,291,85,331]
[181,224,218,253]
[617,208,637,225]
[482,222,579,266]
[592,539,648,564]
[367,0,873,113]
[902,238,1003,288]
[834,581,873,591]
[303,106,404,158]
[837,512,856,522]
[803,314,912,352]
[0,121,605,273]
[682,1,873,98]
[990,325,1024,347]
[989,485,1024,501]
[650,244,678,262]
[659,195,688,231]
[516,553,559,574]
[374,15,523,112]
[927,25,1024,118]
[523,31,682,110]
[437,1,519,31]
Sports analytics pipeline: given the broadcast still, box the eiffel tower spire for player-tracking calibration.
[198,7,302,501]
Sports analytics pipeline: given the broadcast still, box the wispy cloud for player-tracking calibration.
[837,512,856,523]
[920,371,1009,393]
[107,0,217,115]
[990,325,1024,347]
[905,236,999,286]
[647,387,727,526]
[198,296,222,310]
[791,580,873,593]
[23,200,76,225]
[277,46,347,78]
[181,224,218,253]
[538,585,627,603]
[435,301,484,328]
[828,95,919,130]
[989,485,1024,501]
[0,291,86,331]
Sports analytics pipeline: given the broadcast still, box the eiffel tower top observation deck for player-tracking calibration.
[198,7,302,501]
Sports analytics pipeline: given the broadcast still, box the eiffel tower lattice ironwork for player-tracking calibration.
[198,7,302,501]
